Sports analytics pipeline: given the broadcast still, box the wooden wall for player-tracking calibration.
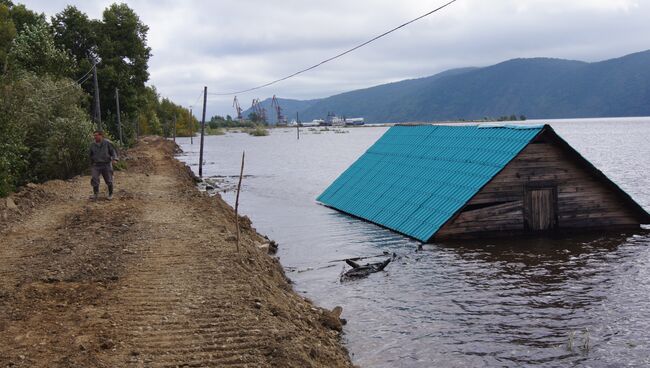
[435,130,641,238]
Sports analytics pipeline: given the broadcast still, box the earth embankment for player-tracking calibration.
[0,136,353,368]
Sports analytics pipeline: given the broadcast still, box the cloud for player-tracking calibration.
[21,0,650,117]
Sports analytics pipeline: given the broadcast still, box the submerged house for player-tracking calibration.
[317,124,650,241]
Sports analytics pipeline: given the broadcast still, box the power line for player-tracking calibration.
[38,63,96,94]
[206,0,458,96]
[191,88,204,109]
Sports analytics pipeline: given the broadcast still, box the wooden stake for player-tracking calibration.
[198,86,207,178]
[189,107,193,145]
[173,115,177,143]
[235,151,245,253]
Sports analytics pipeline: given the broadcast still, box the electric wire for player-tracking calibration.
[205,0,458,96]
[36,63,96,98]
[38,75,95,103]
[191,88,204,109]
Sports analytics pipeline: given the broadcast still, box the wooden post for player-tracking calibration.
[115,87,122,144]
[173,115,177,143]
[92,63,101,130]
[296,111,300,140]
[235,151,245,253]
[198,87,207,178]
[189,107,193,145]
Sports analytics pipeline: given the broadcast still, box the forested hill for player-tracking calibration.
[253,50,650,123]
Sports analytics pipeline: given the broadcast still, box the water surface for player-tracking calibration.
[177,118,650,367]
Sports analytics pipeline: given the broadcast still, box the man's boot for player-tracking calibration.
[107,184,113,200]
[91,186,99,201]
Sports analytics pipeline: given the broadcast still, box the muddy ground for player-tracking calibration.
[0,136,353,368]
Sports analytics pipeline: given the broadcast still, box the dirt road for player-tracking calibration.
[0,137,353,368]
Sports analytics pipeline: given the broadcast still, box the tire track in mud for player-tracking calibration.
[1,137,353,368]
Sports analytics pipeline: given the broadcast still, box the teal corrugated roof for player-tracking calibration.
[317,124,544,241]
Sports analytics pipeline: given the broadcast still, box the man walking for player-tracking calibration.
[89,130,118,200]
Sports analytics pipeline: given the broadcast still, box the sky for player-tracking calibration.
[21,0,650,118]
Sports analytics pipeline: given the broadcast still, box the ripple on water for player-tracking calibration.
[177,120,650,367]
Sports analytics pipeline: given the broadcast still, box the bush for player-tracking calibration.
[247,126,269,137]
[44,116,94,179]
[205,126,225,136]
[0,72,93,196]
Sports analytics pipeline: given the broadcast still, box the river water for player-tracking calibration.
[176,117,650,367]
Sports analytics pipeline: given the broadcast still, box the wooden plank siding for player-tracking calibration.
[436,130,640,238]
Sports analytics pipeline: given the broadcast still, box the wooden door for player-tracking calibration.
[525,187,557,231]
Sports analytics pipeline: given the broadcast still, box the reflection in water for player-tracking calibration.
[177,119,650,367]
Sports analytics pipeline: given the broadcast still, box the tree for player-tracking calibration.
[0,3,16,72]
[1,73,93,194]
[7,21,74,77]
[94,3,151,139]
[8,3,45,34]
[51,6,96,61]
[51,5,97,86]
[248,112,260,123]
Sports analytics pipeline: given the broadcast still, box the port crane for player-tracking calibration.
[271,95,287,126]
[251,98,267,124]
[232,96,243,121]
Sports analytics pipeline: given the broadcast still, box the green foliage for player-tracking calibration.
[205,127,225,136]
[0,2,188,197]
[0,73,92,196]
[496,114,525,122]
[95,3,151,140]
[158,98,187,137]
[44,116,94,179]
[8,21,74,77]
[51,6,96,63]
[136,86,162,135]
[8,3,46,34]
[210,114,257,129]
[113,160,127,171]
[246,126,269,137]
[0,4,16,73]
[248,112,261,123]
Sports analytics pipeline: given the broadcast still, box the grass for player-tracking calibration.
[113,160,128,171]
[205,127,225,135]
[246,126,269,137]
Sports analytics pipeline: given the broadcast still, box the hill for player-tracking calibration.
[248,50,650,123]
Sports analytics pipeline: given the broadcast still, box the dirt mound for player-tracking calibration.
[0,136,353,368]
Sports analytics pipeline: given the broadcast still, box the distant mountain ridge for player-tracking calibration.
[244,50,650,123]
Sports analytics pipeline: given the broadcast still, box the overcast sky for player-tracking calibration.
[22,0,650,117]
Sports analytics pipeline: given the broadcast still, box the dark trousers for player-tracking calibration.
[91,163,113,191]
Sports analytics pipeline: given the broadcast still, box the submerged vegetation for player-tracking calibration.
[246,126,270,136]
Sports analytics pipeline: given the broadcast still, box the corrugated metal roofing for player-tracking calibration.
[317,124,544,241]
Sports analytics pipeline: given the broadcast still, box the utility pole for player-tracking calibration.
[198,86,207,178]
[296,111,300,140]
[135,114,140,141]
[92,63,101,130]
[173,115,177,143]
[115,87,122,144]
[189,107,193,144]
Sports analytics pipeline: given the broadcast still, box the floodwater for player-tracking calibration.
[176,117,650,367]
